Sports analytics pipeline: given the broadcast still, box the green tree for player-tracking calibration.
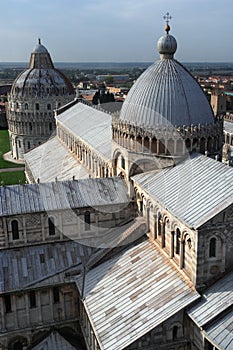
[105,75,114,85]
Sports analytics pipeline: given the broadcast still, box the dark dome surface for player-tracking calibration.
[11,40,74,98]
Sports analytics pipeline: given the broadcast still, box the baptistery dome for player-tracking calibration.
[11,39,74,98]
[7,39,75,160]
[120,27,214,127]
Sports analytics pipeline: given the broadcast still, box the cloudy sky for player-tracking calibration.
[1,0,233,62]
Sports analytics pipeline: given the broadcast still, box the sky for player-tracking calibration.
[1,0,233,63]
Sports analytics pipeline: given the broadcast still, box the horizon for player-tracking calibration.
[0,61,233,65]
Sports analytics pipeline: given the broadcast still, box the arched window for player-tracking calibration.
[35,103,39,110]
[176,228,181,255]
[200,137,206,154]
[158,213,162,236]
[121,156,125,170]
[171,231,175,258]
[48,217,55,236]
[47,104,51,110]
[29,290,36,308]
[84,211,90,231]
[144,136,150,152]
[11,220,19,240]
[4,294,11,313]
[172,325,178,340]
[207,137,212,153]
[25,103,28,110]
[151,137,157,153]
[209,237,216,257]
[53,286,60,303]
[162,219,167,248]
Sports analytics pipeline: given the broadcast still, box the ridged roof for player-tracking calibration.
[132,153,233,229]
[76,239,199,350]
[120,31,214,127]
[10,39,74,98]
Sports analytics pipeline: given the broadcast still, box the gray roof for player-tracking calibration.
[224,120,233,134]
[120,58,214,127]
[32,331,77,350]
[0,177,129,217]
[187,271,233,327]
[24,136,89,183]
[132,153,233,229]
[75,239,199,350]
[56,102,112,161]
[187,271,233,350]
[0,241,87,293]
[73,216,147,250]
[204,312,233,350]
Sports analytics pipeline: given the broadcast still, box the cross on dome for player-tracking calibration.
[163,12,172,34]
[163,12,172,25]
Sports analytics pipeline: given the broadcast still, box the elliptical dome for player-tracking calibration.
[120,27,214,127]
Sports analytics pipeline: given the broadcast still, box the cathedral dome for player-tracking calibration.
[120,28,214,127]
[11,39,74,98]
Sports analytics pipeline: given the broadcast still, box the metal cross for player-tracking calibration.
[163,12,172,25]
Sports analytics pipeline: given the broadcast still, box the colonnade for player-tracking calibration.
[57,123,112,178]
[112,118,223,156]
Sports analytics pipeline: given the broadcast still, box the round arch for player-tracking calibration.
[129,157,159,177]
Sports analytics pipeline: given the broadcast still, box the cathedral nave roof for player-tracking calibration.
[24,136,89,183]
[56,101,112,161]
[0,177,128,216]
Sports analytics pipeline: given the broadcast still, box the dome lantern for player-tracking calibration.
[157,12,177,59]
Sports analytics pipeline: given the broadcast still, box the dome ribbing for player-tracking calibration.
[120,27,214,127]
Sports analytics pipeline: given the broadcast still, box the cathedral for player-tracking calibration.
[0,17,232,350]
